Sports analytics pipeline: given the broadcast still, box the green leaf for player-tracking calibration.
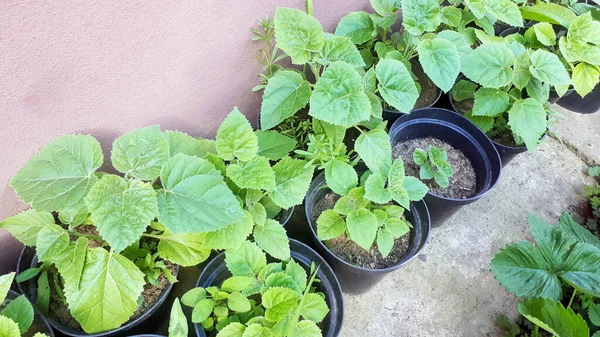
[217,322,246,337]
[324,159,357,196]
[227,156,276,191]
[289,320,321,337]
[164,130,216,158]
[315,36,365,67]
[486,0,523,27]
[249,203,267,226]
[274,8,324,65]
[561,243,600,297]
[413,148,428,166]
[168,298,188,337]
[157,231,211,267]
[181,288,206,307]
[437,31,472,65]
[355,129,392,176]
[334,187,369,215]
[10,135,102,212]
[568,12,600,45]
[472,88,510,117]
[3,296,35,334]
[35,271,49,315]
[228,292,251,312]
[440,6,462,27]
[262,287,300,321]
[364,173,392,204]
[192,299,215,323]
[388,157,405,187]
[370,0,399,16]
[491,241,563,301]
[309,61,371,127]
[558,213,600,249]
[335,11,376,45]
[222,276,254,293]
[0,210,54,246]
[403,176,429,201]
[464,0,487,18]
[572,62,600,98]
[0,316,20,337]
[529,49,571,86]
[517,298,589,337]
[36,224,69,263]
[242,324,275,337]
[260,71,311,130]
[85,174,157,253]
[317,210,347,240]
[377,229,395,258]
[451,80,478,102]
[54,237,87,291]
[216,108,258,162]
[0,273,15,307]
[285,260,307,292]
[254,219,290,261]
[521,3,577,28]
[385,217,410,237]
[346,208,378,251]
[417,38,460,93]
[526,77,550,103]
[363,67,377,94]
[507,98,547,151]
[65,248,145,334]
[226,241,267,276]
[376,58,419,113]
[589,303,600,327]
[204,211,254,250]
[300,293,329,323]
[157,154,245,233]
[513,52,532,90]
[270,157,315,209]
[400,0,441,36]
[256,131,297,160]
[111,126,169,181]
[462,44,515,89]
[533,23,556,46]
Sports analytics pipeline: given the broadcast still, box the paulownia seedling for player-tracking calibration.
[413,146,453,188]
[181,242,330,337]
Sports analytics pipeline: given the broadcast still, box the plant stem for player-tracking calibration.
[567,289,577,309]
[142,233,163,240]
[305,0,314,16]
[534,325,539,337]
[68,230,103,241]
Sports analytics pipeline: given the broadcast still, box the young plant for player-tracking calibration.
[317,156,428,258]
[0,272,50,337]
[0,125,239,333]
[413,146,453,188]
[491,212,600,336]
[181,241,330,337]
[251,15,286,92]
[202,108,315,261]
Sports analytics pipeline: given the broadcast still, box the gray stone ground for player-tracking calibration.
[340,109,599,337]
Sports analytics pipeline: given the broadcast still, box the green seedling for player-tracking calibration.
[413,146,453,188]
[0,272,50,337]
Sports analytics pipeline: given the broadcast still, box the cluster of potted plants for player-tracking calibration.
[0,0,598,336]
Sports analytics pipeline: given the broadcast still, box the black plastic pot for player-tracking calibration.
[4,290,55,337]
[193,239,344,337]
[304,172,430,294]
[389,108,502,227]
[557,83,600,114]
[17,246,180,337]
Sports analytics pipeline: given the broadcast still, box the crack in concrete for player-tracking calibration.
[549,133,599,168]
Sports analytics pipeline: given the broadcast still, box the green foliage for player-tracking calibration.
[168,298,188,337]
[413,146,453,188]
[182,249,329,337]
[518,298,589,337]
[274,8,324,65]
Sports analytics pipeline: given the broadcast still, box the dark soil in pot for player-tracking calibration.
[3,290,55,337]
[392,137,477,199]
[309,193,411,269]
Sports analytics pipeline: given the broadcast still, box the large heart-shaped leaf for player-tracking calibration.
[346,208,378,251]
[568,12,600,45]
[260,71,311,130]
[314,35,365,67]
[400,0,441,36]
[256,131,297,161]
[65,248,145,334]
[157,231,211,267]
[355,129,392,177]
[335,11,376,45]
[376,59,419,113]
[164,130,216,158]
[10,135,103,212]
[111,126,169,181]
[0,210,54,246]
[254,219,290,261]
[85,175,158,253]
[270,157,315,209]
[507,98,547,151]
[157,154,245,234]
[309,61,371,127]
[472,88,510,117]
[216,108,258,162]
[274,8,324,64]
[462,44,515,89]
[417,37,461,92]
[529,49,571,86]
[226,156,276,191]
[518,298,589,337]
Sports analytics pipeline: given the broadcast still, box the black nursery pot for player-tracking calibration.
[194,239,344,337]
[4,290,55,337]
[389,108,502,227]
[557,83,600,114]
[17,246,179,337]
[383,89,443,125]
[304,172,431,294]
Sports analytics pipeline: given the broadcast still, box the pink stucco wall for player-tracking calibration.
[0,0,371,272]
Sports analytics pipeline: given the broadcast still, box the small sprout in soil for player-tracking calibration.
[413,146,453,188]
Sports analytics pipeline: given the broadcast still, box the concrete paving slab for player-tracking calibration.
[553,107,600,166]
[341,137,595,337]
